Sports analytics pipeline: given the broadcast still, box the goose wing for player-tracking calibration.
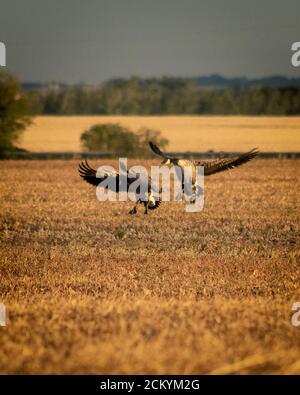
[78,161,120,187]
[197,148,259,176]
[78,161,155,194]
[149,141,176,161]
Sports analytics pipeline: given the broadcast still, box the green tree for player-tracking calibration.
[81,123,139,157]
[0,72,32,155]
[24,77,300,116]
[81,123,168,157]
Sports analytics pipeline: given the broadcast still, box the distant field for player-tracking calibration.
[1,159,300,373]
[20,116,300,152]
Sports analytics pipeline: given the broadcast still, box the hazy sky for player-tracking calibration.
[1,0,300,82]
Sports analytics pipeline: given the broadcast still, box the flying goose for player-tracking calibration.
[149,141,259,196]
[78,161,161,214]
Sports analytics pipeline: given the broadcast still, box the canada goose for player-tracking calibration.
[78,161,161,214]
[149,141,259,197]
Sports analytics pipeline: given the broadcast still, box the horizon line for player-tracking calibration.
[19,73,300,86]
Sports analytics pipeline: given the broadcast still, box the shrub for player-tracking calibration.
[80,123,168,158]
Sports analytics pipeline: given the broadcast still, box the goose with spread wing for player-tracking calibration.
[78,161,161,214]
[149,141,259,194]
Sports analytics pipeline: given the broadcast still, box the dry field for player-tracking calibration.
[0,158,300,374]
[20,116,300,153]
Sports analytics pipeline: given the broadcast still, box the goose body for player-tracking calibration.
[78,161,161,214]
[149,142,259,186]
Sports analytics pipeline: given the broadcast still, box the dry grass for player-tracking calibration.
[20,115,300,152]
[0,159,300,374]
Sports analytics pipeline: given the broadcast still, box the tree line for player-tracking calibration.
[27,77,300,115]
[2,71,300,158]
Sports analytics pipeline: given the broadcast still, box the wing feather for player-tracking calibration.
[149,141,175,160]
[198,149,259,176]
[78,161,119,187]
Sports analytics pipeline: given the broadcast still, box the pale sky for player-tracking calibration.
[0,0,300,83]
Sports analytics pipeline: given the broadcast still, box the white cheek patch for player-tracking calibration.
[148,194,156,207]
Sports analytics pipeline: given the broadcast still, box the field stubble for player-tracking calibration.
[0,159,300,373]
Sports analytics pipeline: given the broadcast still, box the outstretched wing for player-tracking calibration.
[78,160,120,187]
[78,161,101,186]
[79,160,163,203]
[149,141,176,160]
[198,148,259,176]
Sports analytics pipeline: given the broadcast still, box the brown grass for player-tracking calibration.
[0,159,300,374]
[20,115,300,152]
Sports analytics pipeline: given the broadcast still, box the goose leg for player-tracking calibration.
[129,206,137,215]
[129,199,140,215]
[190,182,200,204]
[144,202,148,214]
